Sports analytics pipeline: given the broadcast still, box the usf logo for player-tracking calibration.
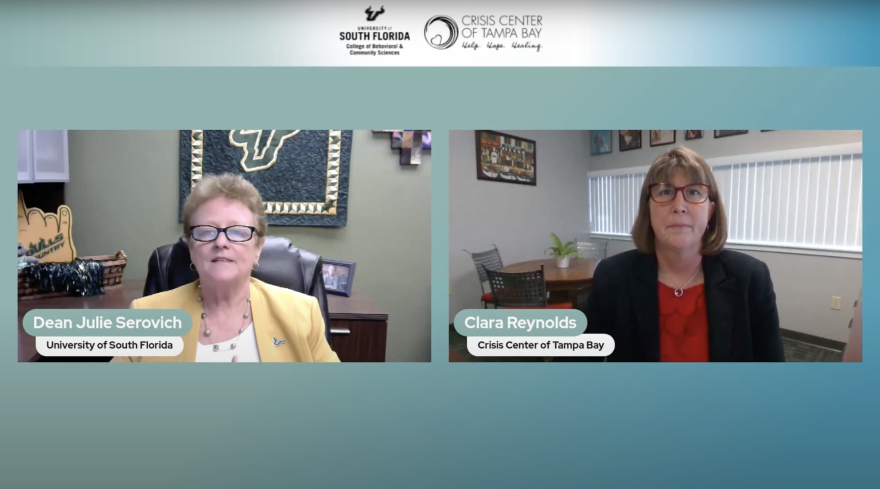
[229,130,301,172]
[365,6,385,21]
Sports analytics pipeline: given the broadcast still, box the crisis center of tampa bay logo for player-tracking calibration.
[425,14,544,52]
[340,6,411,57]
[424,16,459,50]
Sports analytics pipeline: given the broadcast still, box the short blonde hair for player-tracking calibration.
[631,146,728,255]
[182,173,267,242]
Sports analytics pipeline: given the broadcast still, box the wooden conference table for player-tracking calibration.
[18,279,388,362]
[500,258,599,305]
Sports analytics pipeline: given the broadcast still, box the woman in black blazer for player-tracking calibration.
[577,147,784,362]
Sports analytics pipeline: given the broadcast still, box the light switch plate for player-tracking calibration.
[832,296,842,310]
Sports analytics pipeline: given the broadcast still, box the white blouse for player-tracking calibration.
[195,323,261,363]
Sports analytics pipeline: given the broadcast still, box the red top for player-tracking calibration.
[658,282,709,362]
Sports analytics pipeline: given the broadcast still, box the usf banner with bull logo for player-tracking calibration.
[179,130,353,227]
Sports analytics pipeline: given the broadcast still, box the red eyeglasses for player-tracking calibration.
[648,183,711,204]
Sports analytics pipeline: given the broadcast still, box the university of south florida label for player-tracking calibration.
[24,309,192,357]
[453,309,614,357]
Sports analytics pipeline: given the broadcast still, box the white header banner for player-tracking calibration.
[5,1,876,67]
[310,1,587,66]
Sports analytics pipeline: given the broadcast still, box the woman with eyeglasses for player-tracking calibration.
[571,147,784,362]
[112,173,339,363]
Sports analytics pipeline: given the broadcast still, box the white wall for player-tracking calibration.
[591,130,862,343]
[449,130,590,317]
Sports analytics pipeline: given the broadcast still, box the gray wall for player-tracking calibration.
[449,130,590,318]
[591,130,862,343]
[66,130,430,362]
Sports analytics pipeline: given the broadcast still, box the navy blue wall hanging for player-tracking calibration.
[179,130,352,227]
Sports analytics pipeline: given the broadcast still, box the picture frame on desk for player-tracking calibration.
[322,259,356,297]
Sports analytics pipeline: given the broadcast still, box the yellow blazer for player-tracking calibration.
[111,277,339,363]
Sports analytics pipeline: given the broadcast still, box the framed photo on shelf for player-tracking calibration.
[322,259,356,297]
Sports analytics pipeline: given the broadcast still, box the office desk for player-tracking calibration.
[326,293,388,362]
[18,280,388,362]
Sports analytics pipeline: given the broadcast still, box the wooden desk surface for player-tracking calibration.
[501,258,598,286]
[327,293,388,322]
[18,279,387,362]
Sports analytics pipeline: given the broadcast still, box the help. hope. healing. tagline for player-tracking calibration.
[23,309,192,357]
[453,309,614,357]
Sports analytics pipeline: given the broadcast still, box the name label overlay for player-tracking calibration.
[24,309,192,357]
[453,309,614,357]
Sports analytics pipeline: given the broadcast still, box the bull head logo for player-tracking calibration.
[228,130,300,172]
[365,6,384,22]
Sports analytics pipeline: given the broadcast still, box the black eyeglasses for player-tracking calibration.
[649,183,712,204]
[189,225,257,243]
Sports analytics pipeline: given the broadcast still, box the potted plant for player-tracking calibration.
[545,233,581,269]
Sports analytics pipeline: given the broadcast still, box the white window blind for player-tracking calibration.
[588,144,863,254]
[588,172,646,236]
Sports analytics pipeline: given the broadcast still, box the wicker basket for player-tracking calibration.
[17,250,128,301]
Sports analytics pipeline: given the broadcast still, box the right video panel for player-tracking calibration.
[450,130,863,362]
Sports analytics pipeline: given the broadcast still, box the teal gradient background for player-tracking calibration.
[2,68,877,488]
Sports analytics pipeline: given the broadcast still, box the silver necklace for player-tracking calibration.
[659,267,702,298]
[197,285,251,352]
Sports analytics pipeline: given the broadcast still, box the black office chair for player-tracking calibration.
[143,235,332,341]
[485,265,573,310]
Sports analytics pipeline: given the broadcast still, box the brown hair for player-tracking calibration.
[182,173,267,243]
[631,146,728,255]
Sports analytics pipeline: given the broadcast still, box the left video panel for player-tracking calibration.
[17,129,432,362]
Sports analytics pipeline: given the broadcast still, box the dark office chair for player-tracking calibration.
[143,236,332,341]
[464,245,504,308]
[485,265,573,309]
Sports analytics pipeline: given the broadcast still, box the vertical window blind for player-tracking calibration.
[588,146,863,253]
